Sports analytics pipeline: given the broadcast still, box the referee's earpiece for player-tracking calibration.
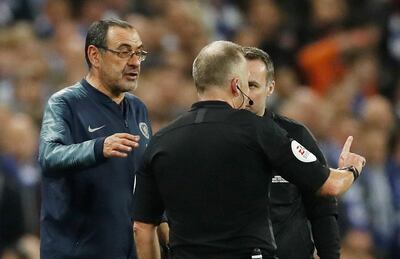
[235,84,241,95]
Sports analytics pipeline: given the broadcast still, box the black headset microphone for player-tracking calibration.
[236,85,254,106]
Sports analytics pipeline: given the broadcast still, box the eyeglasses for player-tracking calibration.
[97,46,148,62]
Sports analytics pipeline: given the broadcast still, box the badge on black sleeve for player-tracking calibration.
[291,140,317,163]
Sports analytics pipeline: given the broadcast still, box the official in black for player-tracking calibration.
[245,47,340,259]
[132,41,366,259]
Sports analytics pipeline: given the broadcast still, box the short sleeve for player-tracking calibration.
[256,117,330,193]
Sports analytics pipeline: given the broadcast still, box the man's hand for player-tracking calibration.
[338,136,366,174]
[319,136,367,196]
[103,133,140,158]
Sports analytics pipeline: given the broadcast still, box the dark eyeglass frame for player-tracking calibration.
[96,46,148,62]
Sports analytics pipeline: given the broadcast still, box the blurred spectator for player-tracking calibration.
[0,0,36,26]
[360,95,396,135]
[341,229,375,259]
[200,0,244,40]
[298,25,380,95]
[279,87,334,142]
[394,80,400,120]
[0,246,28,259]
[0,172,24,254]
[341,128,395,258]
[0,235,40,259]
[388,131,400,257]
[0,114,40,234]
[245,0,298,66]
[34,0,73,38]
[103,0,134,19]
[268,66,300,111]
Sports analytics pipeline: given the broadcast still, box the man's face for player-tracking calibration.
[246,59,269,116]
[98,26,143,94]
[232,58,251,109]
[236,57,250,99]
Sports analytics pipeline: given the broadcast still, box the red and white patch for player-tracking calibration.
[291,140,317,163]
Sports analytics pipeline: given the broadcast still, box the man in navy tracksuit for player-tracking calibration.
[38,19,151,259]
[244,47,340,259]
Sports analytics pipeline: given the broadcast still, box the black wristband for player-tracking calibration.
[338,165,360,181]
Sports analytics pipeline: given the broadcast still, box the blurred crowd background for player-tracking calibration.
[0,0,399,258]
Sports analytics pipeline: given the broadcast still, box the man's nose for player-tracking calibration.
[127,54,141,66]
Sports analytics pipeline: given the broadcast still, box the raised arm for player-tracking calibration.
[258,116,365,196]
[318,136,365,196]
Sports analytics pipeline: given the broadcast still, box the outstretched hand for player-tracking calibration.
[338,136,366,174]
[103,133,140,158]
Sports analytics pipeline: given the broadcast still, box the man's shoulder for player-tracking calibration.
[271,113,308,133]
[271,112,327,165]
[269,112,317,141]
[152,113,186,139]
[49,81,86,102]
[154,108,260,142]
[231,108,259,120]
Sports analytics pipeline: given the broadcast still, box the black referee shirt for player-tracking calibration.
[133,101,330,259]
[267,111,339,259]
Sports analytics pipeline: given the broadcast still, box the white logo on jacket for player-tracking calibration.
[139,122,150,139]
[88,125,105,132]
[291,140,317,163]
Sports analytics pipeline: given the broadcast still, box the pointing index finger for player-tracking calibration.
[341,136,353,154]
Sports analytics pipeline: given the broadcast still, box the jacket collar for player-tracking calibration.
[81,79,122,104]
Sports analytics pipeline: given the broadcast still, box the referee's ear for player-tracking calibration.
[230,78,240,97]
[267,80,275,97]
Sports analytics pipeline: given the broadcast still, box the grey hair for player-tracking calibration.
[85,18,134,68]
[192,41,246,93]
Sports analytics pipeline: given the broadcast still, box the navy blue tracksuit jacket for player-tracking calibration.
[38,79,151,259]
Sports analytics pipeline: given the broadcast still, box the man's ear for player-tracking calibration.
[87,45,101,69]
[230,78,240,96]
[267,80,275,96]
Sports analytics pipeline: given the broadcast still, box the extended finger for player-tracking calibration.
[120,138,139,148]
[115,133,140,142]
[113,143,134,153]
[341,136,353,154]
[109,150,128,158]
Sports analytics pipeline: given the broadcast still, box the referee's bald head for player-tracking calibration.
[192,41,247,93]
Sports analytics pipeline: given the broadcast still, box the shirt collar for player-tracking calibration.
[190,100,232,111]
[263,109,276,120]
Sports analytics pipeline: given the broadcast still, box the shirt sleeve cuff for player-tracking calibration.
[94,137,106,162]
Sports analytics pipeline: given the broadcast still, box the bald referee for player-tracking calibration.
[132,41,366,259]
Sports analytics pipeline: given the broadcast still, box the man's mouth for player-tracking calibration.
[124,71,138,80]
